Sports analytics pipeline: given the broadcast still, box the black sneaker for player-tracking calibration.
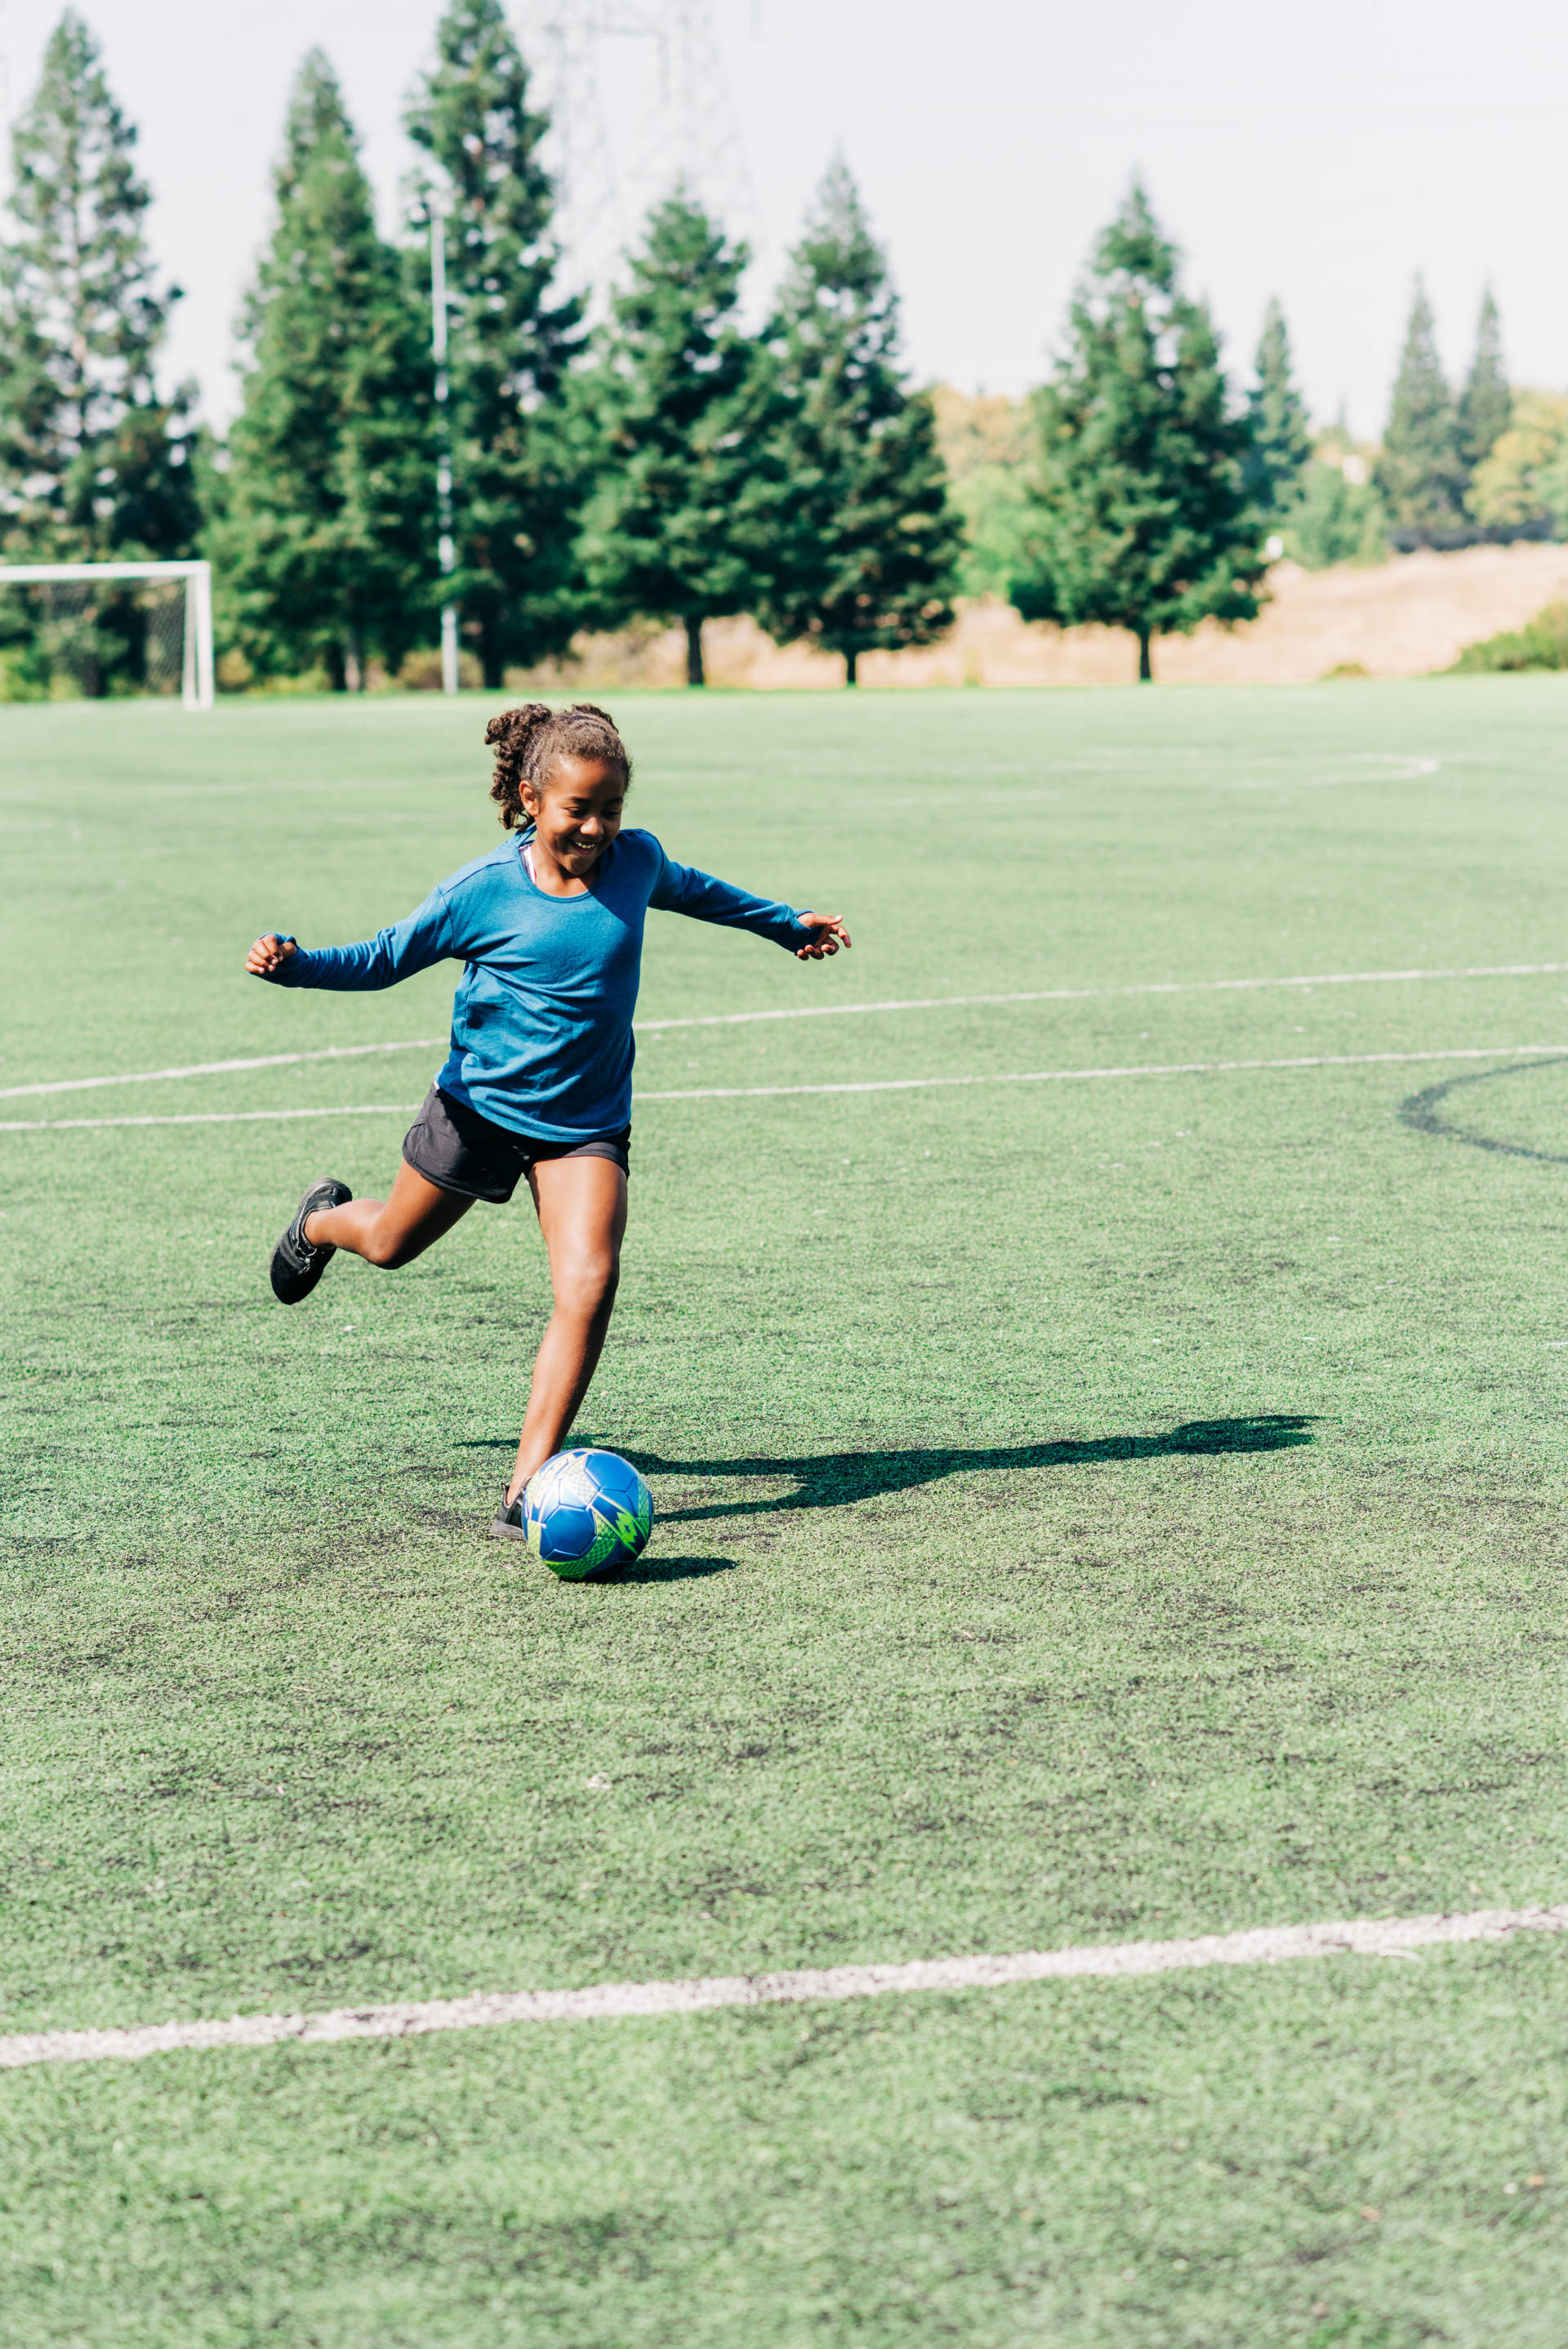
[489,1485,528,1541]
[270,1178,353,1304]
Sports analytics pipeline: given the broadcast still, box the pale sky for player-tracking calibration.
[4,0,1567,436]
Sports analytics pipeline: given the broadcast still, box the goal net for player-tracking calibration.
[0,560,214,710]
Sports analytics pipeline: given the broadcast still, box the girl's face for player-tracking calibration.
[524,755,626,878]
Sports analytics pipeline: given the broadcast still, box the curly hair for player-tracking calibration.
[484,702,632,834]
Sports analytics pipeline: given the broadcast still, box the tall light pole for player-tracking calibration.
[429,189,460,696]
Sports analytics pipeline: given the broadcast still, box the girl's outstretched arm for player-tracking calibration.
[243,888,456,991]
[648,847,849,961]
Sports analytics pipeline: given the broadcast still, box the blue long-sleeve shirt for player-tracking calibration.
[264,827,813,1142]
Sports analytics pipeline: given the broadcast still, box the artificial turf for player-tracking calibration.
[3,676,1568,2344]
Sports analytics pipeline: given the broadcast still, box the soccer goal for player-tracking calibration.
[0,559,215,710]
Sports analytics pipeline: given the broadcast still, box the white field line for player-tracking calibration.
[0,1038,448,1102]
[5,961,1568,1103]
[0,1103,425,1134]
[3,1903,1564,2072]
[5,1045,1568,1133]
[0,1038,450,1099]
[634,1045,1568,1105]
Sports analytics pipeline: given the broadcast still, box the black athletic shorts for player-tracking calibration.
[402,1084,630,1205]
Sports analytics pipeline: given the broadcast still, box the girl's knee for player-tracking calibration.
[555,1248,620,1317]
[362,1228,415,1270]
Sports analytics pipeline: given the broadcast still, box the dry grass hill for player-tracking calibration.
[511,542,1568,693]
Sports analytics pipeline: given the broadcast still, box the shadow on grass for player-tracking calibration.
[457,1418,1316,1527]
[601,1553,737,1587]
[611,1414,1318,1527]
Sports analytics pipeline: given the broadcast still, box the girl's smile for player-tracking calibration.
[524,755,626,894]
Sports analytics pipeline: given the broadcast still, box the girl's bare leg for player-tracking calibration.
[306,1161,474,1268]
[507,1156,627,1501]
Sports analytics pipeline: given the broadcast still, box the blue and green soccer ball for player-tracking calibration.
[522,1448,653,1580]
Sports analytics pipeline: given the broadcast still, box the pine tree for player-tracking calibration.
[1009,182,1264,682]
[0,10,198,691]
[405,0,586,687]
[757,159,961,685]
[1374,279,1465,537]
[577,192,776,687]
[216,52,434,688]
[1245,298,1311,516]
[1457,284,1510,479]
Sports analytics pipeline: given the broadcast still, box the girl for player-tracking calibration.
[246,702,849,1540]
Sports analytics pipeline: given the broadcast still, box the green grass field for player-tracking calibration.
[5,677,1568,2347]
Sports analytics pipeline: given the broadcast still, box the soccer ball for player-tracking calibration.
[521,1448,653,1580]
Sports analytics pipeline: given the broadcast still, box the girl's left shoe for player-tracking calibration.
[270,1178,353,1304]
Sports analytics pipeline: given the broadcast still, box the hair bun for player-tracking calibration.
[485,702,633,831]
[483,703,552,751]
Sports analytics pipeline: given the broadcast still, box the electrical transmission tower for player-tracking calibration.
[516,0,755,298]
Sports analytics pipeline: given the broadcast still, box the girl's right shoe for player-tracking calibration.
[489,1486,528,1540]
[270,1178,353,1304]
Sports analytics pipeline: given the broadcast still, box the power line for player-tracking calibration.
[517,0,755,299]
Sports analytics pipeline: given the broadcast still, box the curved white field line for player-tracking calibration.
[5,961,1566,1104]
[2,1902,1562,2071]
[1238,751,1441,791]
[6,1045,1567,1134]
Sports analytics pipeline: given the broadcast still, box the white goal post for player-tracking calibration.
[0,559,215,711]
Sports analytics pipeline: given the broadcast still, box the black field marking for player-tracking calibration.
[1400,1055,1568,1164]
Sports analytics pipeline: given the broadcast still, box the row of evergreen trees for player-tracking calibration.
[0,7,1544,693]
[1232,283,1515,577]
[953,194,1521,675]
[1377,283,1512,539]
[0,4,960,693]
[982,267,1522,636]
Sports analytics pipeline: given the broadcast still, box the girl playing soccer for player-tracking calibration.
[246,702,849,1540]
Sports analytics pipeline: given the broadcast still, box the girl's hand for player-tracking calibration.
[246,933,297,976]
[795,912,851,961]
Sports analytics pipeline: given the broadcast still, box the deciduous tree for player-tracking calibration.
[931,386,1034,600]
[1472,390,1568,536]
[1284,452,1388,569]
